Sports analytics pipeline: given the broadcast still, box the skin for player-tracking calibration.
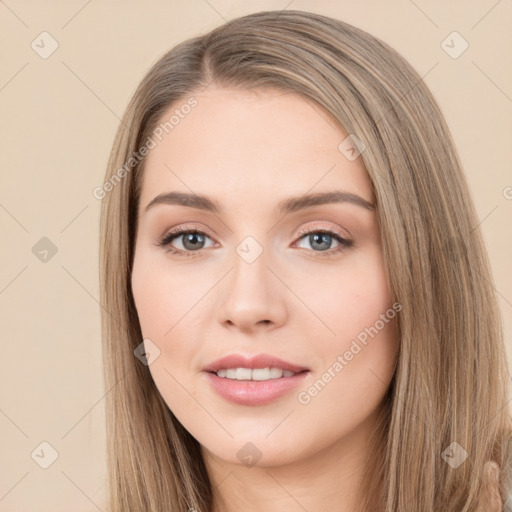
[131,86,399,512]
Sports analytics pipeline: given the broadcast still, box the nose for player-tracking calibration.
[216,246,287,333]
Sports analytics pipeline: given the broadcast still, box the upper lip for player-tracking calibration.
[203,353,310,373]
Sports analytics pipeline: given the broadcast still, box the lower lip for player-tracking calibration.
[204,371,310,406]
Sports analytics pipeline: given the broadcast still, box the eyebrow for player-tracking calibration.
[144,190,376,215]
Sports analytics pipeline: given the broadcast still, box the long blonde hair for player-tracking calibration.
[99,10,512,511]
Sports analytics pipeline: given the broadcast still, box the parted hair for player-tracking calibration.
[99,9,512,511]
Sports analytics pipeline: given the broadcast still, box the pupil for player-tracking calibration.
[183,232,204,250]
[311,233,331,251]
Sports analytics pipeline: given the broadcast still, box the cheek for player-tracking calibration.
[298,317,397,429]
[131,253,205,378]
[131,259,202,413]
[131,252,201,338]
[295,247,392,339]
[295,247,397,401]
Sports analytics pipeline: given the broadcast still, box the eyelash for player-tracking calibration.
[156,224,354,259]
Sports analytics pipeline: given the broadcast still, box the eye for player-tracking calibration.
[156,225,215,258]
[156,224,354,258]
[294,227,354,256]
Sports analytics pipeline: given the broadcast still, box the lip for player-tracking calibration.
[204,371,309,406]
[202,353,310,373]
[202,353,310,406]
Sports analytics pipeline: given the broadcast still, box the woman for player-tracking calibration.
[99,10,512,511]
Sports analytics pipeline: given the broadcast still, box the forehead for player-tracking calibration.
[139,86,373,210]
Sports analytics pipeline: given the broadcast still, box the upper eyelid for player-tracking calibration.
[296,222,350,238]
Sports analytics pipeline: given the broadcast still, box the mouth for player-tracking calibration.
[207,367,309,381]
[202,353,311,406]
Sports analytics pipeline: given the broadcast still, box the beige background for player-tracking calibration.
[0,1,511,510]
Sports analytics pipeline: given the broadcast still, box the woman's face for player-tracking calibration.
[131,86,398,468]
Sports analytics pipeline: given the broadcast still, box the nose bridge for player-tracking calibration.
[228,216,272,280]
[230,233,272,300]
[216,231,287,330]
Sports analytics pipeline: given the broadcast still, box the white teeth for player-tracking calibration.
[270,368,284,378]
[215,367,297,380]
[253,368,275,380]
[236,368,252,380]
